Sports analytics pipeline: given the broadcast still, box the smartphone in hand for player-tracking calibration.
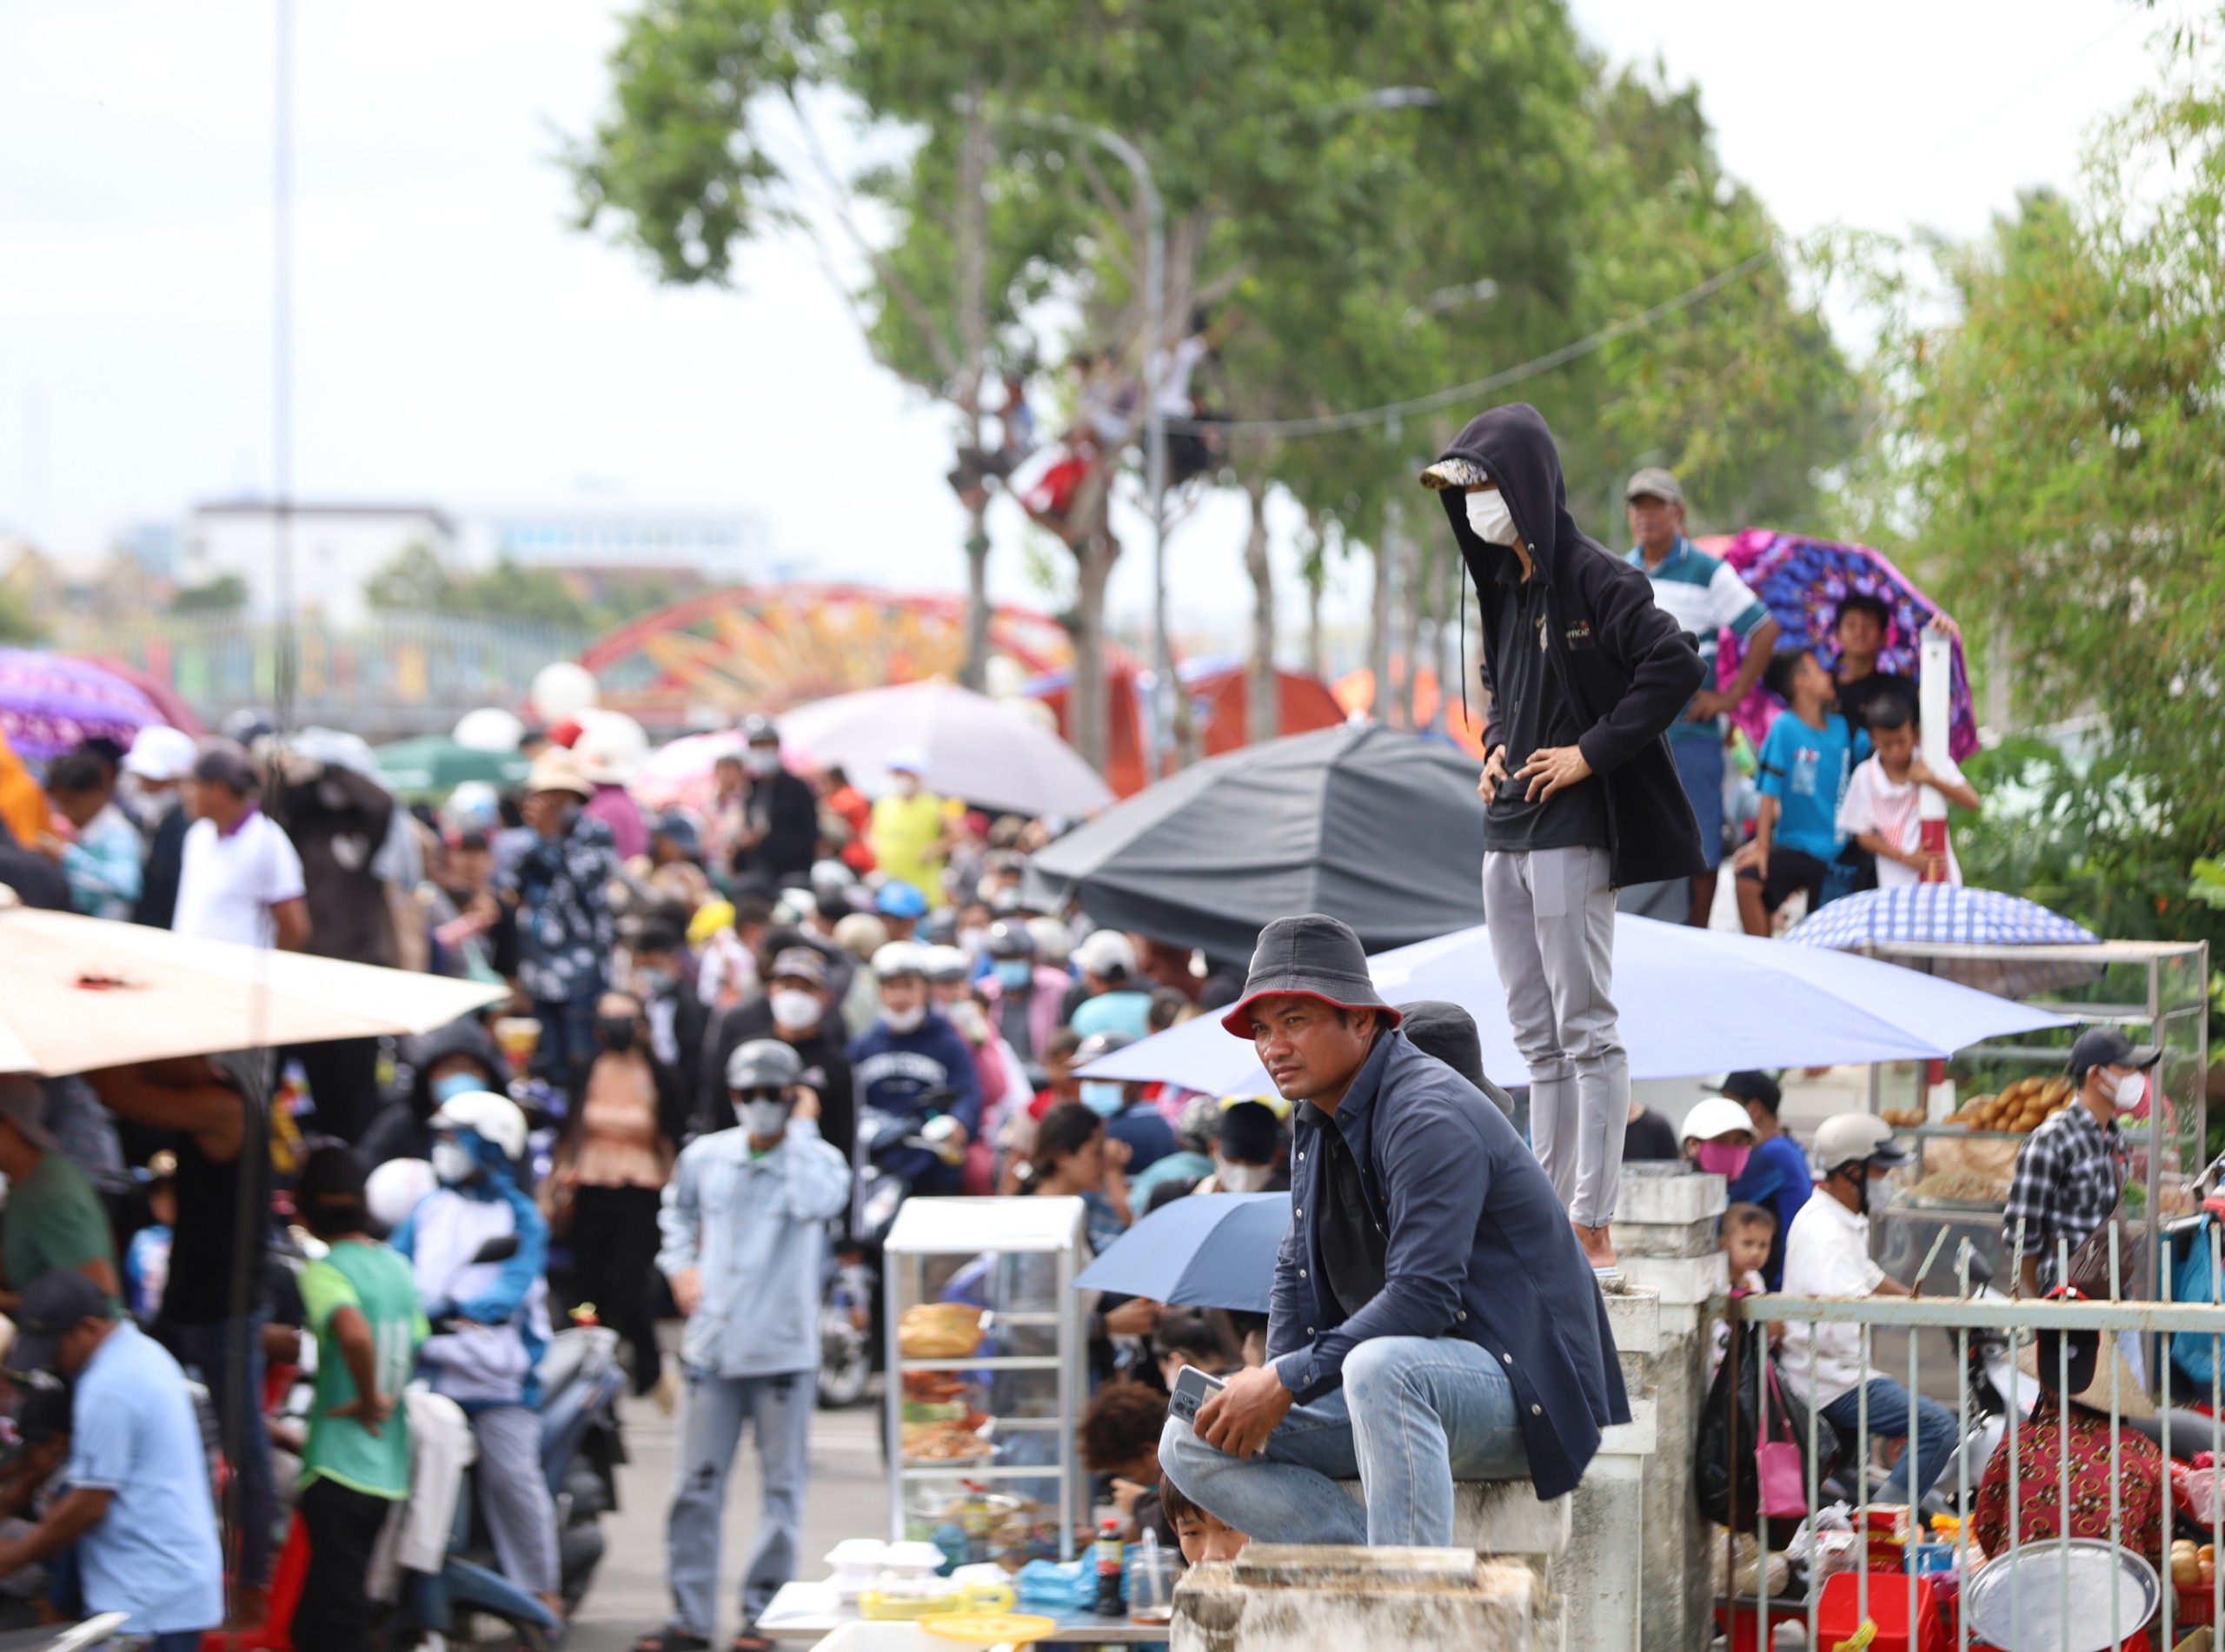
[1168,1363,1226,1426]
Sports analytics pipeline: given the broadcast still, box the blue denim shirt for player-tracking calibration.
[1267,1028,1631,1501]
[657,1118,853,1377]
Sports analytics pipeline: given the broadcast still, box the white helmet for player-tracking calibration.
[365,1157,438,1230]
[873,940,929,981]
[1680,1097,1756,1144]
[1814,1111,1911,1175]
[1074,928,1137,980]
[921,945,971,984]
[428,1090,528,1161]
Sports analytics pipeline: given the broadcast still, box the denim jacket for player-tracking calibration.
[1268,1028,1630,1501]
[657,1118,852,1378]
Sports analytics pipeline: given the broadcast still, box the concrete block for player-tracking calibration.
[1330,1479,1569,1559]
[1604,1284,1661,1355]
[1610,1214,1718,1260]
[1617,1251,1726,1307]
[1614,1164,1725,1226]
[1597,1395,1657,1456]
[1172,1546,1538,1652]
[1568,1442,1646,1652]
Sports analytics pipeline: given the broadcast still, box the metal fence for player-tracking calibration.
[1720,1219,2225,1652]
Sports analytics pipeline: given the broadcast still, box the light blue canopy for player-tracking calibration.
[1077,913,2071,1095]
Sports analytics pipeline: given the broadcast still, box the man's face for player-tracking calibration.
[880,974,928,1018]
[771,972,827,1021]
[1735,1097,1771,1136]
[55,1317,108,1378]
[451,844,492,887]
[714,757,745,792]
[1249,995,1375,1103]
[521,789,571,837]
[1835,607,1884,660]
[51,786,103,831]
[1626,493,1683,554]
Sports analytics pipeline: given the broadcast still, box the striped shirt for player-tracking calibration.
[1627,537,1772,744]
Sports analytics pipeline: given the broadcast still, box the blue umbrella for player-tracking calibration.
[1075,1192,1290,1311]
[1077,914,2073,1096]
[1785,885,2102,998]
[1786,886,2097,951]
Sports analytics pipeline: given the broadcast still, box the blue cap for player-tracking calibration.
[875,880,929,919]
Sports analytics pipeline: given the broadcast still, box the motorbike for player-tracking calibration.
[820,1091,962,1408]
[0,1618,130,1652]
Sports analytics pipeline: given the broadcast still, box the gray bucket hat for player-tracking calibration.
[725,1038,804,1092]
[1219,914,1401,1038]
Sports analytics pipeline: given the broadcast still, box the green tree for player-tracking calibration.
[362,541,450,611]
[1874,22,2225,857]
[365,543,594,630]
[169,574,249,615]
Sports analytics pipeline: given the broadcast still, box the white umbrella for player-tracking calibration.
[0,894,509,1077]
[778,680,1112,818]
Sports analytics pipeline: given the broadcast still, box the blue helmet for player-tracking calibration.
[875,880,929,920]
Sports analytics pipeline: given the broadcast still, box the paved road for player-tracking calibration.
[565,1384,888,1650]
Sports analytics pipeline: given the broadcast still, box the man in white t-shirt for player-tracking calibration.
[172,740,311,951]
[1833,693,1980,890]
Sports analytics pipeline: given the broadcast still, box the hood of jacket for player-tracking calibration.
[402,1015,508,1122]
[1428,402,1585,583]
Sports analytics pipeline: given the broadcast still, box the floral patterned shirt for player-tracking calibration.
[507,811,617,1003]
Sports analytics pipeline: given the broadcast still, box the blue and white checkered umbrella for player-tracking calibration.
[1785,886,2099,952]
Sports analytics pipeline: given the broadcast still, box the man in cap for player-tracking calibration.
[2004,1028,2155,1299]
[122,725,198,927]
[1719,1071,1810,1290]
[172,737,311,951]
[1778,1112,1957,1503]
[651,1040,851,1652]
[0,1270,223,1646]
[1160,913,1629,1548]
[1422,408,1708,1273]
[0,1076,118,1310]
[1621,468,1780,926]
[847,940,982,1195]
[728,714,820,896]
[700,944,856,1158]
[868,749,953,909]
[504,746,620,1089]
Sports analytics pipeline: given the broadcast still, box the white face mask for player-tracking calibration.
[769,990,821,1032]
[746,748,780,776]
[2113,1069,2148,1109]
[1465,488,1519,547]
[430,1141,477,1187]
[882,1004,927,1035]
[738,1098,792,1139]
[1217,1162,1272,1194]
[1864,1172,1896,1213]
[947,1000,988,1043]
[893,773,922,798]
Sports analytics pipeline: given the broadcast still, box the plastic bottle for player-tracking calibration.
[1093,1518,1126,1616]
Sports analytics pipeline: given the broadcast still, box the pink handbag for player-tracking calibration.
[1755,1361,1809,1518]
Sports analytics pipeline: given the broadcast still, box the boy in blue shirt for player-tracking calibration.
[1736,647,1868,936]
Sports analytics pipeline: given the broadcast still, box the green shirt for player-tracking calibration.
[4,1150,116,1304]
[300,1239,426,1499]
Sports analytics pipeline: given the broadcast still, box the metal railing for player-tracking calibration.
[1719,1218,2225,1652]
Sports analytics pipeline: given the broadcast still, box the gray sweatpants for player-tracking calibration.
[667,1365,816,1636]
[1483,845,1630,1229]
[472,1402,560,1596]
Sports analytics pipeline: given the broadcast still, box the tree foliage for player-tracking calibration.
[169,574,249,615]
[1876,23,2225,856]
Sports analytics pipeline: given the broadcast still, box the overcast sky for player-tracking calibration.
[0,0,2192,643]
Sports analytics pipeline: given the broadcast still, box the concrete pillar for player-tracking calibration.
[1172,1545,1538,1652]
[1612,1163,1727,1652]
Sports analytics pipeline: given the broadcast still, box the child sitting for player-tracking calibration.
[1159,1473,1250,1567]
[1835,694,1979,888]
[1713,1202,1781,1372]
[1737,647,1868,936]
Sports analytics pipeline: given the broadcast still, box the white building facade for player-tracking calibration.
[182,501,455,627]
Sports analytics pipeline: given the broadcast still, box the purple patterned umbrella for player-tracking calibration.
[0,648,167,761]
[1710,529,1978,761]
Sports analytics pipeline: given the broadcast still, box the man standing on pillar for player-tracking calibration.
[1421,406,1706,1272]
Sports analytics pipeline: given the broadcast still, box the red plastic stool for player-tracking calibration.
[1818,1571,1946,1652]
[199,1511,309,1651]
[1714,1596,1809,1652]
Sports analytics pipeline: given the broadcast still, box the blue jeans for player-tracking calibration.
[1160,1337,1530,1548]
[1819,1377,1959,1503]
[532,985,604,1085]
[169,1315,276,1587]
[1670,734,1726,869]
[666,1366,816,1635]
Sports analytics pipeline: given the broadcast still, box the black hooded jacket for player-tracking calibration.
[357,1014,508,1167]
[1434,404,1708,887]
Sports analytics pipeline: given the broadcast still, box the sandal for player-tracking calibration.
[731,1635,775,1652]
[634,1630,713,1652]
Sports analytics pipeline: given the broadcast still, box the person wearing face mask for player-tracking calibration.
[1777,1112,1956,1505]
[1206,1098,1286,1195]
[727,715,820,897]
[1677,1097,1757,1184]
[1421,408,1707,1276]
[847,942,982,1195]
[696,945,856,1164]
[1718,1071,1810,1290]
[359,1013,508,1168]
[920,945,1026,1196]
[551,991,685,1403]
[627,918,708,1082]
[389,1090,564,1622]
[867,750,954,910]
[2004,1028,2155,1301]
[649,1040,850,1652]
[979,919,1068,1064]
[1069,1032,1177,1175]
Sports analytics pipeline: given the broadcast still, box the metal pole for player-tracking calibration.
[273,0,296,731]
[1141,172,1172,780]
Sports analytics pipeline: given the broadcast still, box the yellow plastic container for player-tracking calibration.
[858,1582,1017,1622]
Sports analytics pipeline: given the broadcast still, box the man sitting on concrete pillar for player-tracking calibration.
[1161,914,1630,1548]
